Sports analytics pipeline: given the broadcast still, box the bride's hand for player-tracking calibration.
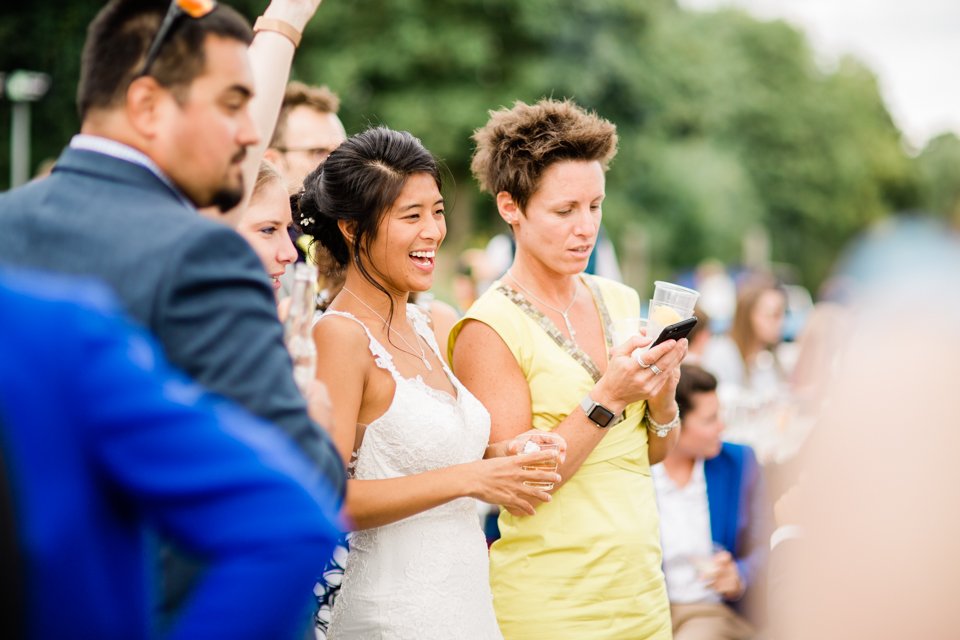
[466,450,562,516]
[504,430,568,464]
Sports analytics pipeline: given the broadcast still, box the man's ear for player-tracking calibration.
[496,191,521,225]
[125,75,165,140]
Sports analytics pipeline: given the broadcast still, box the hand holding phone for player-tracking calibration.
[649,316,698,348]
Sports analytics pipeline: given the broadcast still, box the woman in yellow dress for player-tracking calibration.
[449,99,687,639]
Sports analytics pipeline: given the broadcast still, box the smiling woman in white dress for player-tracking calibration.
[296,127,563,639]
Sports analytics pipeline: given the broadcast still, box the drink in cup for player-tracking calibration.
[645,281,699,347]
[516,431,563,490]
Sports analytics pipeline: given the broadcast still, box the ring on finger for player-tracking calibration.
[650,364,663,376]
[636,355,651,369]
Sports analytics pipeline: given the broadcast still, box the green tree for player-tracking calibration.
[915,132,960,222]
[2,0,922,291]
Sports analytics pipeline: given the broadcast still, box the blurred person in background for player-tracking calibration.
[0,269,341,640]
[0,0,345,620]
[451,98,685,639]
[265,81,347,194]
[298,127,560,638]
[769,215,960,639]
[702,275,789,399]
[266,81,348,301]
[653,364,771,640]
[684,304,713,365]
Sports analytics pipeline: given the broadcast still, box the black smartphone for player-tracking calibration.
[649,316,698,348]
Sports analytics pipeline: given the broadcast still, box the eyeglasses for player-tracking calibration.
[137,0,217,78]
[276,145,336,161]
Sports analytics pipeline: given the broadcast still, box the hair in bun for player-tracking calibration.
[294,126,442,322]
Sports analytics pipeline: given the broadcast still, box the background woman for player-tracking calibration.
[702,276,789,399]
[450,99,686,639]
[235,160,299,300]
[298,126,562,639]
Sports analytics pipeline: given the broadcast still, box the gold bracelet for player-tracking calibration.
[253,16,302,48]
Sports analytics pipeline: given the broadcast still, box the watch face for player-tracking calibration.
[589,404,615,428]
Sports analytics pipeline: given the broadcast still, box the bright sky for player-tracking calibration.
[678,0,960,151]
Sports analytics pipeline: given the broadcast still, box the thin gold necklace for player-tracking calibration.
[340,287,432,371]
[508,270,579,340]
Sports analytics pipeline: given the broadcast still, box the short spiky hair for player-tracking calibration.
[470,99,618,210]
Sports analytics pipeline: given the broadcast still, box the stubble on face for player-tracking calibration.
[163,36,257,211]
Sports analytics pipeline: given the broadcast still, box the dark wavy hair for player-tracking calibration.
[295,126,441,324]
[676,364,718,420]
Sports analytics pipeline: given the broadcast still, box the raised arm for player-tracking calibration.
[226,0,326,221]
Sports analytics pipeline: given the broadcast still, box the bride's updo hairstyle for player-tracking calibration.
[296,126,441,320]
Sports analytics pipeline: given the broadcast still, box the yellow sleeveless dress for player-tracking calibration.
[449,275,671,640]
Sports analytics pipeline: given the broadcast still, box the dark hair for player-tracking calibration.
[471,98,618,211]
[676,364,718,420]
[270,82,341,148]
[77,0,252,119]
[296,126,441,322]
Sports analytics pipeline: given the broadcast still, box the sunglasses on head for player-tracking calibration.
[137,0,217,78]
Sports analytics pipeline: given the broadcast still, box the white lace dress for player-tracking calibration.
[325,306,503,640]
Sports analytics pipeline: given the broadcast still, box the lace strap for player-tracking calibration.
[407,303,442,358]
[321,309,401,379]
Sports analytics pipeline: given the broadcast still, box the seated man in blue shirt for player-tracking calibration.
[0,269,341,640]
[652,364,772,640]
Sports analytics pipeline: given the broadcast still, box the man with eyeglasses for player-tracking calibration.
[0,0,345,628]
[264,81,348,279]
[266,81,347,194]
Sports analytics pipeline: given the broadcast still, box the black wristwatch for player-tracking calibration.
[580,395,622,429]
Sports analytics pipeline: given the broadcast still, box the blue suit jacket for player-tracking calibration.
[704,442,771,608]
[0,270,341,639]
[0,146,344,490]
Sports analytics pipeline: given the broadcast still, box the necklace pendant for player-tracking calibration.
[562,314,577,342]
[423,357,433,371]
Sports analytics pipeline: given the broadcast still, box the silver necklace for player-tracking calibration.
[508,270,579,340]
[340,287,432,371]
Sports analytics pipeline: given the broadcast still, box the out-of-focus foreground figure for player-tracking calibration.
[772,216,960,639]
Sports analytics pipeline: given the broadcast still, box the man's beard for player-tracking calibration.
[210,183,244,212]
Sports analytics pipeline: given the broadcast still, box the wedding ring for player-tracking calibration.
[636,356,651,369]
[650,364,663,376]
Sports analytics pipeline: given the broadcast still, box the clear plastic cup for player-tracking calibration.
[515,431,563,491]
[652,280,700,310]
[645,281,699,348]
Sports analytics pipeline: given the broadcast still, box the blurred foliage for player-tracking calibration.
[2,0,947,290]
[915,133,960,223]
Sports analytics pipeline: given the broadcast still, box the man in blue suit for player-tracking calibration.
[0,0,344,619]
[0,3,343,487]
[0,269,341,639]
[652,364,772,640]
